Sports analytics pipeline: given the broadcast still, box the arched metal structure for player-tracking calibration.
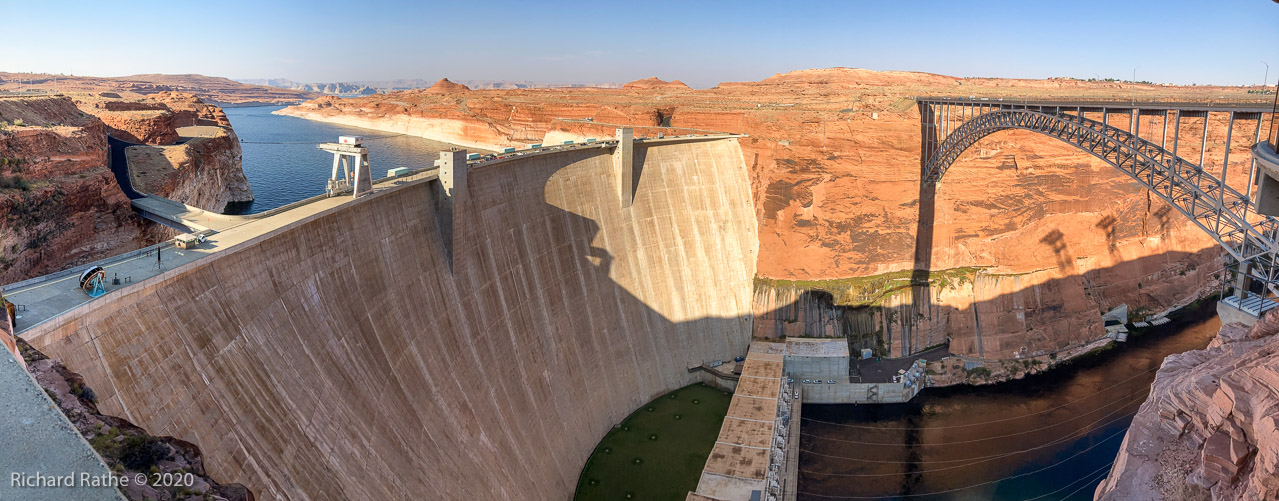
[917,100,1279,300]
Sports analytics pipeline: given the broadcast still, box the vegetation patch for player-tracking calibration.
[756,266,990,307]
[574,383,732,501]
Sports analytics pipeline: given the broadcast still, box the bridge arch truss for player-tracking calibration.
[916,98,1278,294]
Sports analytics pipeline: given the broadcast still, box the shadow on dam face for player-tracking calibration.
[23,139,759,500]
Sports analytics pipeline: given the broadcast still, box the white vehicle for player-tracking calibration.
[826,380,835,384]
[802,379,811,384]
[794,392,799,399]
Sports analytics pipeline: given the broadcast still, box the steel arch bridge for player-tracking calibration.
[915,98,1279,300]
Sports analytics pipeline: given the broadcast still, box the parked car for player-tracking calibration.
[826,380,835,384]
[802,379,811,384]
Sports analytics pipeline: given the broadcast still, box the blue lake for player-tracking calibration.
[224,106,463,214]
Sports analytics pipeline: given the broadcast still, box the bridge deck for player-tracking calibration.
[917,97,1273,113]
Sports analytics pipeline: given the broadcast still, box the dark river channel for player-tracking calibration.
[798,302,1221,500]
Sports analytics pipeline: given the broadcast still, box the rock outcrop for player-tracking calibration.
[72,92,254,213]
[0,95,156,283]
[125,126,253,213]
[73,92,231,145]
[623,77,691,90]
[1095,312,1279,501]
[424,78,470,93]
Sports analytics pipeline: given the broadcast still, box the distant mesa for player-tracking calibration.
[714,67,958,88]
[622,77,691,90]
[425,78,471,93]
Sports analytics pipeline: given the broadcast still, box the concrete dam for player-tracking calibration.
[20,136,759,499]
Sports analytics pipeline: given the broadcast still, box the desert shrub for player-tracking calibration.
[118,436,168,470]
[0,175,29,190]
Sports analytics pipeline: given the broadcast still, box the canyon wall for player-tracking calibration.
[0,92,256,284]
[78,92,254,213]
[0,96,152,283]
[278,69,1262,359]
[1096,314,1279,501]
[753,244,1221,359]
[126,126,254,213]
[24,139,759,500]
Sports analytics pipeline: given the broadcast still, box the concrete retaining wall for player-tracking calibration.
[799,381,921,404]
[23,139,758,500]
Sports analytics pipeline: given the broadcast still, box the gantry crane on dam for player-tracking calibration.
[914,96,1279,322]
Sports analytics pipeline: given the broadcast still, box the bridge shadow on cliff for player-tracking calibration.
[753,247,1223,362]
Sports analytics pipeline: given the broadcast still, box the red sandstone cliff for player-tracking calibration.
[125,126,254,213]
[276,67,1265,360]
[0,96,155,283]
[74,92,254,213]
[1096,314,1279,501]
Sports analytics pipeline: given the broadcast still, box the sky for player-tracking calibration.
[2,0,1277,89]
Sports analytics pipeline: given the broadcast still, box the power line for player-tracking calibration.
[1019,461,1114,501]
[801,365,1160,431]
[798,398,1140,473]
[238,132,406,145]
[799,388,1146,447]
[795,425,1129,499]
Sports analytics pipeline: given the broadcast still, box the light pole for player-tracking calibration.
[1263,61,1270,93]
[1131,68,1138,105]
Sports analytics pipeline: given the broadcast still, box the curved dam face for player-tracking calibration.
[25,138,759,499]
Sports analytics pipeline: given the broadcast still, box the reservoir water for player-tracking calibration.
[223,106,466,214]
[798,303,1220,501]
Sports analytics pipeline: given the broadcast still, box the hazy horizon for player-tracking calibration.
[3,0,1277,89]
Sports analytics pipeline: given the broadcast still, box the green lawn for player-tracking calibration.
[574,383,733,501]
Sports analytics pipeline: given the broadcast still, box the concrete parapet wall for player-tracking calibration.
[23,139,758,500]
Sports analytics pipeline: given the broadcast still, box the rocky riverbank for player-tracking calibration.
[1095,310,1279,500]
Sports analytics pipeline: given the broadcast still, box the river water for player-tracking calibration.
[223,106,464,214]
[798,303,1221,501]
